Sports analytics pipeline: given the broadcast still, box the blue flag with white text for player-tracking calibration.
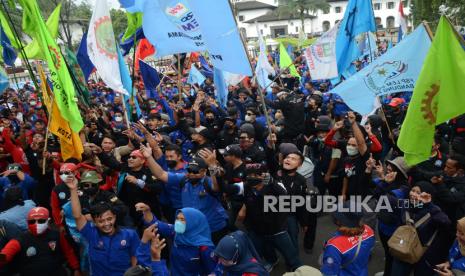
[336,0,376,75]
[119,0,252,75]
[331,25,431,115]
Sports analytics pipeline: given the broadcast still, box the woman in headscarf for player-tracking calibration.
[390,181,451,275]
[434,217,465,275]
[136,203,217,276]
[213,230,268,276]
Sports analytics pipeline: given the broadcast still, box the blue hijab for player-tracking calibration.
[214,231,268,275]
[175,208,214,247]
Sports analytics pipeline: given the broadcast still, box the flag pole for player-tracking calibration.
[0,0,40,91]
[37,62,53,175]
[177,54,182,102]
[130,33,138,102]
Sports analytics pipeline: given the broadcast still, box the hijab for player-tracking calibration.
[174,208,214,247]
[214,230,268,274]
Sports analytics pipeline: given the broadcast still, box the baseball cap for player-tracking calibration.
[279,143,299,157]
[388,97,405,107]
[316,115,332,132]
[224,144,242,158]
[187,157,208,171]
[80,170,102,184]
[27,207,49,220]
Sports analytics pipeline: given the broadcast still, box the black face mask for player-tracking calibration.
[166,160,177,169]
[245,177,262,187]
[8,175,20,184]
[83,187,99,196]
[190,177,202,185]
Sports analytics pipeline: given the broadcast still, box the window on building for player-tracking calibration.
[260,29,263,35]
[387,2,395,9]
[402,1,408,7]
[322,21,330,32]
[375,17,383,28]
[374,3,381,10]
[296,26,299,33]
[386,16,395,28]
[323,9,329,14]
[238,15,244,21]
[335,7,342,13]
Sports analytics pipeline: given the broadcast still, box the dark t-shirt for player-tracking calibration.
[223,163,246,202]
[343,150,370,197]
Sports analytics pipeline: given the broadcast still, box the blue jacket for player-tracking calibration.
[145,211,217,276]
[321,225,375,276]
[449,240,465,272]
[79,222,140,276]
[157,157,186,208]
[0,174,37,206]
[167,173,228,232]
[0,200,36,230]
[135,241,169,276]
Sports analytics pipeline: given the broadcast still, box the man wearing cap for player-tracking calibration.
[190,126,215,155]
[242,107,267,143]
[142,144,229,243]
[238,163,302,272]
[0,207,81,276]
[385,97,406,131]
[238,126,266,165]
[0,163,37,208]
[97,148,162,225]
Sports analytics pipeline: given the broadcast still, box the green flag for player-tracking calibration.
[121,12,142,42]
[23,3,61,60]
[18,0,83,132]
[279,43,300,79]
[397,17,465,165]
[64,48,90,107]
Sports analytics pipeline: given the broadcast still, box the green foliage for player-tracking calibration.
[110,8,127,39]
[411,0,465,30]
[276,0,330,32]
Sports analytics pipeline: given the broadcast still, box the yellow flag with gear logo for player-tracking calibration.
[38,64,83,161]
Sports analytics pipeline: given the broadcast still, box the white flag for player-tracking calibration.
[87,0,128,95]
[303,22,340,80]
[255,23,274,91]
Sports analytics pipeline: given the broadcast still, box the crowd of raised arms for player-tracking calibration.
[0,44,463,276]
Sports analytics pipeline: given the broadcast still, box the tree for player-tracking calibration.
[275,0,330,33]
[110,8,127,38]
[411,0,465,30]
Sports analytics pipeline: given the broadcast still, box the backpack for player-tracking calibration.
[388,211,437,264]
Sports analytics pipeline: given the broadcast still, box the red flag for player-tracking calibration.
[135,38,155,71]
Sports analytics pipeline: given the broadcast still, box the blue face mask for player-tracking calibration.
[174,220,186,234]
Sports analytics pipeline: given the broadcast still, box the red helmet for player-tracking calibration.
[27,207,50,236]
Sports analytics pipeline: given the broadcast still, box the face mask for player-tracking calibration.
[28,220,49,236]
[83,187,98,196]
[244,115,253,122]
[246,177,262,187]
[346,146,359,156]
[189,177,202,185]
[206,118,215,123]
[166,160,177,169]
[174,220,186,234]
[30,101,37,106]
[60,174,69,183]
[8,175,20,183]
[114,116,123,122]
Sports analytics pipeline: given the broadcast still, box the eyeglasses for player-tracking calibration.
[59,171,73,176]
[187,168,200,174]
[27,219,47,225]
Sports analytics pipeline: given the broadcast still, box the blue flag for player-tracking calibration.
[76,32,95,81]
[187,66,206,85]
[119,28,145,56]
[213,67,228,108]
[117,46,141,120]
[199,55,213,78]
[331,25,431,115]
[0,67,8,94]
[397,26,404,42]
[139,59,160,99]
[0,27,16,66]
[336,0,376,75]
[119,0,252,75]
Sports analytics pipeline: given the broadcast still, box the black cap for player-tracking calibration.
[188,157,208,170]
[332,201,363,228]
[224,144,242,158]
[198,128,214,141]
[245,163,268,174]
[279,143,299,157]
[316,115,332,131]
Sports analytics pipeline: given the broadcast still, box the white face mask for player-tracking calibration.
[346,146,359,156]
[30,101,37,106]
[59,174,69,183]
[36,221,49,235]
[244,115,253,122]
[114,116,123,122]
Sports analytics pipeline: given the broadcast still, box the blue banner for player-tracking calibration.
[117,46,142,119]
[187,65,206,85]
[76,32,95,81]
[331,25,431,115]
[139,60,160,99]
[213,67,228,108]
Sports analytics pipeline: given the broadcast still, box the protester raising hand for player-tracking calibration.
[151,233,166,261]
[140,143,154,159]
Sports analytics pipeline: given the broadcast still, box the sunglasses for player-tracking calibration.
[82,183,98,188]
[187,168,200,174]
[27,219,47,225]
[59,171,73,176]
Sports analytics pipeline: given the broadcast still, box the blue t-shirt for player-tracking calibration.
[449,240,465,272]
[167,173,228,232]
[79,222,139,276]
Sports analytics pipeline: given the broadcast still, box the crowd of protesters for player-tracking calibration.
[0,43,463,276]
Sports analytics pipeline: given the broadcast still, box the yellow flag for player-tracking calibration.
[38,64,83,161]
